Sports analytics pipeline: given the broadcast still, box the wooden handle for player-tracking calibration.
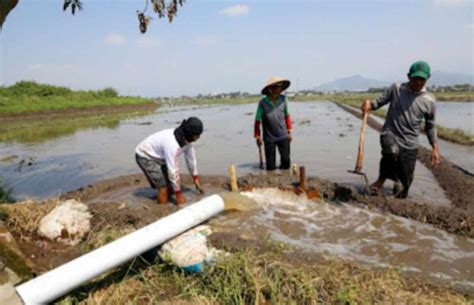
[258,145,264,169]
[228,164,238,192]
[355,112,369,172]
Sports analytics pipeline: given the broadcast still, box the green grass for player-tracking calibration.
[161,96,259,106]
[0,81,154,114]
[0,177,14,204]
[291,91,474,102]
[56,242,471,305]
[0,109,156,143]
[434,91,474,102]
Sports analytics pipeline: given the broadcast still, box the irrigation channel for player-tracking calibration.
[1,101,473,292]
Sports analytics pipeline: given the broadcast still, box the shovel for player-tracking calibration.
[348,111,371,195]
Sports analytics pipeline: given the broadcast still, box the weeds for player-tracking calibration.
[58,247,471,304]
[0,177,15,203]
[0,81,152,114]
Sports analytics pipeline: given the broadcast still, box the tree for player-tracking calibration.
[0,0,185,33]
[0,0,18,29]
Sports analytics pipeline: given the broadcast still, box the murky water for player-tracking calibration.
[211,188,474,292]
[437,102,474,135]
[0,102,452,207]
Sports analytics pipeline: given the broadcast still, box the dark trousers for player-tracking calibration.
[264,138,290,171]
[378,134,417,198]
[135,154,171,189]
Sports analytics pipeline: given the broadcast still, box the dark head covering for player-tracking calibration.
[174,117,203,146]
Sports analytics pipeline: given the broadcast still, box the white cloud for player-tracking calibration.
[467,23,474,30]
[136,36,160,48]
[219,4,249,17]
[104,33,126,45]
[192,35,218,46]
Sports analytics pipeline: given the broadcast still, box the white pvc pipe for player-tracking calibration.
[16,194,225,305]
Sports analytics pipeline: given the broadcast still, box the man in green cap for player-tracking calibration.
[361,60,440,198]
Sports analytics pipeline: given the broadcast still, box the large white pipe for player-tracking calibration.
[16,194,225,305]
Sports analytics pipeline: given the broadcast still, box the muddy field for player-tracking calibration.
[1,102,473,302]
[4,171,471,292]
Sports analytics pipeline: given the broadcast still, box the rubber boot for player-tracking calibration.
[157,187,168,204]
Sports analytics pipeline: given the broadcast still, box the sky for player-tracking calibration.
[1,0,473,97]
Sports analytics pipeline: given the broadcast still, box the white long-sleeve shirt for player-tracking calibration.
[135,129,198,192]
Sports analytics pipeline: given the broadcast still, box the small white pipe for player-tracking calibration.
[16,194,225,305]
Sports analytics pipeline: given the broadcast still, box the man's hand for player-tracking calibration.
[288,131,293,142]
[255,136,263,147]
[361,99,372,113]
[431,144,440,168]
[175,191,186,205]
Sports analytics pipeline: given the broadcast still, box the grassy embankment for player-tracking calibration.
[0,81,158,143]
[0,81,154,114]
[51,228,470,304]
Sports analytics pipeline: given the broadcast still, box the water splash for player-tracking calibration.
[216,188,474,291]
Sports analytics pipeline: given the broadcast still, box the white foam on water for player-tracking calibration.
[233,188,474,290]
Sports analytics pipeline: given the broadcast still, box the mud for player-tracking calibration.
[63,172,474,239]
[3,172,473,294]
[335,102,474,214]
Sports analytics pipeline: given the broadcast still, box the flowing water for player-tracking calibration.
[211,188,474,292]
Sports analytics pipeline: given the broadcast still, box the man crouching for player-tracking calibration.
[135,117,204,205]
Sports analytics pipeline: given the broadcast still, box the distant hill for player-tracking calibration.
[312,72,473,92]
[428,71,473,86]
[314,75,389,92]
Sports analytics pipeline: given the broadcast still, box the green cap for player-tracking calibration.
[408,60,431,79]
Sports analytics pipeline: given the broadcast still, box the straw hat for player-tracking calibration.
[261,76,291,95]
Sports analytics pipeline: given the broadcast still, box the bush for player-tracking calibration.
[5,81,72,97]
[97,87,119,98]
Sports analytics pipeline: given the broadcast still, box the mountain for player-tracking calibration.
[314,75,389,92]
[313,72,473,92]
[428,71,473,86]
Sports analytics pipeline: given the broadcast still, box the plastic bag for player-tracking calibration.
[158,225,220,273]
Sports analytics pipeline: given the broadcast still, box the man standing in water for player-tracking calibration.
[135,117,204,205]
[254,76,293,171]
[361,61,440,198]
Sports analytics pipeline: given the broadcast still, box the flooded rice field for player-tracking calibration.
[367,104,474,174]
[211,188,474,292]
[1,101,473,292]
[0,102,459,207]
[437,102,474,135]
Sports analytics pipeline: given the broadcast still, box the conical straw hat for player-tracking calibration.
[261,76,291,95]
